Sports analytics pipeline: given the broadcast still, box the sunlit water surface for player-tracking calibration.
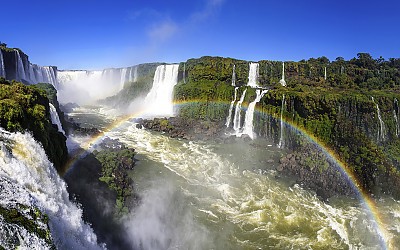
[68,106,400,250]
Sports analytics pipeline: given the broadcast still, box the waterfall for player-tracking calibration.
[0,49,5,78]
[28,63,37,83]
[247,63,259,88]
[183,63,186,84]
[372,97,386,142]
[0,129,102,249]
[279,62,286,87]
[324,67,327,80]
[143,64,179,117]
[16,50,26,81]
[57,67,136,104]
[232,65,236,86]
[278,94,286,148]
[225,87,239,127]
[242,89,268,139]
[49,103,66,135]
[133,66,138,82]
[394,98,399,137]
[42,66,57,87]
[120,67,128,88]
[233,89,247,134]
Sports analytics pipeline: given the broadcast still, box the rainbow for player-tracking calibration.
[62,99,393,249]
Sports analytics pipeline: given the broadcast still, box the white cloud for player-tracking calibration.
[148,20,179,43]
[191,0,225,22]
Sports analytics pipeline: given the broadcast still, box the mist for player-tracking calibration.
[123,179,211,250]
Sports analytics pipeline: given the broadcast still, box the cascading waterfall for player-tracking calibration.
[120,67,128,89]
[0,49,5,78]
[324,67,327,80]
[57,66,138,104]
[49,103,66,135]
[143,64,179,117]
[394,98,399,137]
[0,129,102,249]
[42,66,57,87]
[372,97,386,142]
[16,50,27,81]
[241,89,268,139]
[278,94,286,148]
[183,63,186,84]
[247,63,259,88]
[232,65,236,86]
[233,89,247,134]
[28,63,37,83]
[132,66,138,82]
[279,62,286,87]
[225,87,239,127]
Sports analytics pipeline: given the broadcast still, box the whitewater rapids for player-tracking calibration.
[95,119,400,250]
[0,128,104,249]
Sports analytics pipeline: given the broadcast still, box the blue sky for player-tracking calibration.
[2,0,399,70]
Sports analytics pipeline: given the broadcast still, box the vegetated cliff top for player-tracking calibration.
[0,77,68,170]
[179,53,400,90]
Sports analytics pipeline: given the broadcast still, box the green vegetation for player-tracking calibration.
[93,139,136,216]
[0,204,54,248]
[101,63,161,108]
[173,54,400,197]
[0,78,68,170]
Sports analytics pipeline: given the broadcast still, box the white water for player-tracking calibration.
[0,128,102,249]
[394,98,399,137]
[57,65,139,104]
[16,50,27,81]
[241,89,268,139]
[143,64,179,117]
[98,120,399,249]
[130,66,138,83]
[279,62,287,87]
[225,87,239,127]
[0,49,5,78]
[232,64,236,86]
[324,66,327,80]
[183,63,186,84]
[0,49,57,86]
[278,94,285,148]
[372,97,386,142]
[0,175,52,249]
[120,67,128,89]
[49,103,66,135]
[57,70,117,104]
[247,63,259,88]
[233,89,247,133]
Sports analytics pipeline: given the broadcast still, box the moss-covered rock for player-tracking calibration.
[0,78,68,170]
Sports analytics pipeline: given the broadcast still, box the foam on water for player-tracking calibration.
[0,128,103,249]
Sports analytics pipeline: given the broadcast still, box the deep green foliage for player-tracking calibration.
[93,143,136,216]
[0,78,67,170]
[0,204,54,248]
[173,55,400,196]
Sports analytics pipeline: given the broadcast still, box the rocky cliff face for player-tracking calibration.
[0,47,58,86]
[0,78,68,171]
[173,55,400,197]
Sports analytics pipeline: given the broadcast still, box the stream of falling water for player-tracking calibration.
[97,119,400,250]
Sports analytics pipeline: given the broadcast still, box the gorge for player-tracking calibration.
[1,45,400,249]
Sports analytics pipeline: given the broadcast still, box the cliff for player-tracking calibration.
[0,78,68,170]
[0,46,58,86]
[172,55,400,197]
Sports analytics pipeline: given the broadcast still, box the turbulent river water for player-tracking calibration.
[67,107,400,250]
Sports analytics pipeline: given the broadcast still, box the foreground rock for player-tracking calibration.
[136,117,226,141]
[277,143,356,199]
